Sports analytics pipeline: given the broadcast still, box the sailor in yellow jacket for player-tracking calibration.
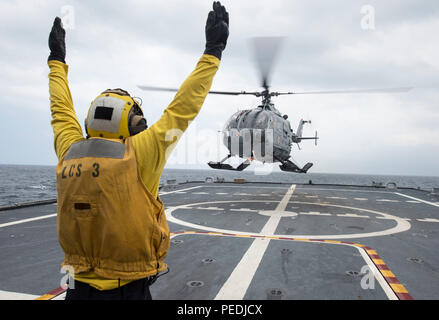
[47,2,229,300]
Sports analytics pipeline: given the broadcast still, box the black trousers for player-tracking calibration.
[65,278,152,300]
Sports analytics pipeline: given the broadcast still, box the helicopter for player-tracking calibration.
[138,37,411,173]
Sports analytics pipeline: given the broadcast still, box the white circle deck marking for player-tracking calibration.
[257,210,298,217]
[166,200,411,239]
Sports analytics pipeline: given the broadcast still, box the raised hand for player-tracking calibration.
[48,17,66,63]
[204,1,229,60]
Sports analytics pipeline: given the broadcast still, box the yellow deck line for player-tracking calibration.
[380,270,396,278]
[35,294,54,300]
[390,283,409,293]
[372,258,386,265]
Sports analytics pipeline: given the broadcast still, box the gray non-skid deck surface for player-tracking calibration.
[0,182,438,299]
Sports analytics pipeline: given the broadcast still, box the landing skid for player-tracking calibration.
[279,160,313,173]
[208,155,251,171]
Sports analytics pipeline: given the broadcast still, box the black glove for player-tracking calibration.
[204,1,229,60]
[48,17,66,63]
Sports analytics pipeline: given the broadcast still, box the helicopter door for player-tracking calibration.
[283,120,292,140]
[273,118,283,147]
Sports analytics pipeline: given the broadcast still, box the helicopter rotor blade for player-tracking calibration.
[251,37,285,90]
[208,90,262,96]
[137,85,179,93]
[138,85,263,96]
[272,87,413,96]
[139,85,413,98]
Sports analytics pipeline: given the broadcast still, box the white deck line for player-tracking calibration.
[417,218,439,223]
[297,187,394,194]
[0,290,38,300]
[202,185,289,189]
[159,186,202,195]
[202,185,394,194]
[166,200,411,240]
[356,246,398,300]
[0,185,202,229]
[0,213,57,229]
[394,192,439,208]
[309,241,399,300]
[214,185,296,300]
[52,292,66,300]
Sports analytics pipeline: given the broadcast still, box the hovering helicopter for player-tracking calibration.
[138,37,411,173]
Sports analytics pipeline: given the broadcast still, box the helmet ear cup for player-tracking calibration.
[128,102,147,136]
[137,118,147,127]
[84,118,90,139]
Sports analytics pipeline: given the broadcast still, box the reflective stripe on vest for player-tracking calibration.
[64,139,126,160]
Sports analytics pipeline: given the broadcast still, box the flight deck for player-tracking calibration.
[0,181,438,300]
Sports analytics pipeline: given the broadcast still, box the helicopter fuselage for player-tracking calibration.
[222,104,292,163]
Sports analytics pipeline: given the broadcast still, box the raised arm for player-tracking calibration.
[130,2,229,196]
[47,17,84,160]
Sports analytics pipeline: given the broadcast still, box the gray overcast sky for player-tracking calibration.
[0,0,438,176]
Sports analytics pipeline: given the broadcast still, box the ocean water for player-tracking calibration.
[0,164,438,207]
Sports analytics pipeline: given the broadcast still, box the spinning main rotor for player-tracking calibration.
[138,37,412,104]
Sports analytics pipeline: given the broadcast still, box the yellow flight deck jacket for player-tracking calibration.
[48,54,220,290]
